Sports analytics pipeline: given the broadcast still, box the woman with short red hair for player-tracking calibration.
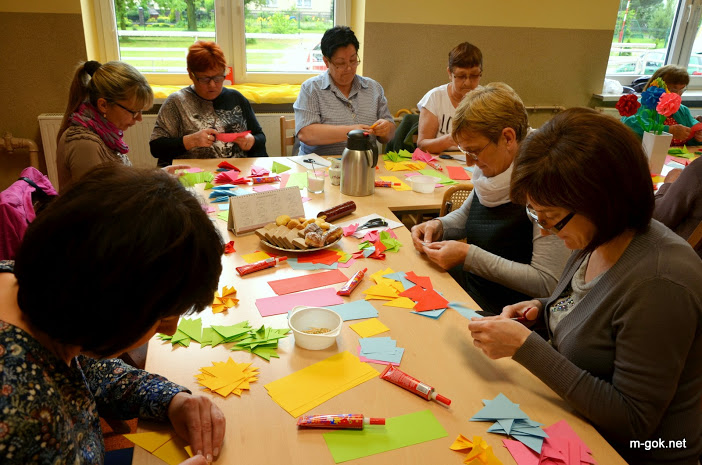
[150,41,267,165]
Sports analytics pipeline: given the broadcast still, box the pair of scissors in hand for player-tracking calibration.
[357,218,388,231]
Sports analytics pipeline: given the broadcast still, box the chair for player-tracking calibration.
[0,132,40,168]
[687,220,702,251]
[280,115,296,156]
[440,182,474,216]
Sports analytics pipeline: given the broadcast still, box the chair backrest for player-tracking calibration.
[687,220,702,251]
[440,182,474,216]
[280,115,296,156]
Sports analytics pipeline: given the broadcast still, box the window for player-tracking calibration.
[607,0,702,87]
[95,0,348,85]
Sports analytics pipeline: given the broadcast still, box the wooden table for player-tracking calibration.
[132,157,625,465]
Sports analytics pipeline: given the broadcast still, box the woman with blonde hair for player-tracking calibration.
[411,83,569,314]
[621,64,702,145]
[56,60,155,190]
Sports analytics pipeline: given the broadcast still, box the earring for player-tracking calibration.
[103,113,107,118]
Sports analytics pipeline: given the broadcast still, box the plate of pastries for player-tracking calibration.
[255,215,343,252]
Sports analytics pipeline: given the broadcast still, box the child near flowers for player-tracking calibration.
[620,65,702,146]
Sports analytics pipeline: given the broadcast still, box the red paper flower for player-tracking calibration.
[224,241,236,254]
[615,94,641,117]
[656,92,682,117]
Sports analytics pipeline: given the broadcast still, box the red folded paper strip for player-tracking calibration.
[217,160,240,171]
[216,130,251,143]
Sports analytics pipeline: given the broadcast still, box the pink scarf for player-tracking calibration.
[70,103,129,154]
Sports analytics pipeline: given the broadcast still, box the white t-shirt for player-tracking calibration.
[417,84,456,138]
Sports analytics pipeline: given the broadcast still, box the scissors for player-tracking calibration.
[439,154,456,160]
[357,218,388,231]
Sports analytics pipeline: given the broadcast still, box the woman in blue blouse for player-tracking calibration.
[0,165,225,464]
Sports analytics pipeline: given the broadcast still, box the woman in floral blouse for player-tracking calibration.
[0,165,225,464]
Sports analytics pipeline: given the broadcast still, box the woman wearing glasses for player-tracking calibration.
[150,41,267,166]
[56,60,157,190]
[294,26,395,155]
[468,108,702,465]
[411,83,569,314]
[416,42,483,154]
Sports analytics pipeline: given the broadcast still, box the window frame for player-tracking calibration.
[90,0,348,86]
[606,0,702,89]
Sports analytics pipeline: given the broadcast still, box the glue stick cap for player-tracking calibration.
[369,417,385,425]
[435,394,452,406]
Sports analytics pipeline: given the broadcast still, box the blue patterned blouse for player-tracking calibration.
[0,317,188,464]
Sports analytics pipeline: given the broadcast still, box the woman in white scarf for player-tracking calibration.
[411,83,570,314]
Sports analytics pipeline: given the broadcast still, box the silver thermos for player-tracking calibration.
[340,129,379,197]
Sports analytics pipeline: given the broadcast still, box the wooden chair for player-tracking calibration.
[279,115,296,156]
[687,220,702,252]
[440,182,474,216]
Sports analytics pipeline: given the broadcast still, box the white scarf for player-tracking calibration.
[471,162,514,207]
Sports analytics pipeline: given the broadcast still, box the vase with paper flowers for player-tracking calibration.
[623,78,682,135]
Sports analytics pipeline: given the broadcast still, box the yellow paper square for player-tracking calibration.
[349,318,390,337]
[370,267,394,283]
[123,431,173,453]
[242,251,271,263]
[152,436,191,465]
[383,297,416,309]
[362,283,399,298]
[380,176,411,191]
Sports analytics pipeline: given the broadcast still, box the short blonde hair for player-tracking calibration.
[644,65,689,90]
[451,82,529,143]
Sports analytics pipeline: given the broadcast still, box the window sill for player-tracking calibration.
[593,91,702,104]
[152,83,301,105]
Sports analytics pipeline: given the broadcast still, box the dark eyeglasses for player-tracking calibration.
[111,101,142,119]
[526,204,574,234]
[192,73,226,84]
[457,140,492,161]
[330,59,361,69]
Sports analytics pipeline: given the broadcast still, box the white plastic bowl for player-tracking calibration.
[409,175,440,194]
[288,306,342,350]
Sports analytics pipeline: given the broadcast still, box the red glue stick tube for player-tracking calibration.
[337,268,367,296]
[380,365,451,407]
[236,256,287,276]
[251,176,280,184]
[374,181,401,187]
[296,414,385,429]
[427,161,443,171]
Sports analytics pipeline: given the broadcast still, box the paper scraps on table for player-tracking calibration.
[384,160,428,172]
[268,269,348,295]
[124,431,190,465]
[447,165,471,180]
[217,160,240,171]
[359,230,403,254]
[271,161,291,174]
[285,171,309,189]
[383,150,412,162]
[216,130,251,142]
[217,211,229,222]
[380,175,412,191]
[450,434,503,465]
[336,214,404,239]
[179,170,214,187]
[503,419,596,465]
[329,300,379,321]
[289,153,332,169]
[343,223,358,236]
[264,351,378,417]
[297,248,343,265]
[411,148,437,162]
[229,324,291,361]
[255,288,344,317]
[253,184,277,193]
[195,357,259,397]
[224,241,236,254]
[250,165,269,176]
[349,317,390,338]
[322,409,448,463]
[215,170,249,185]
[419,168,458,186]
[471,393,547,453]
[212,286,238,313]
[450,301,485,320]
[358,336,404,365]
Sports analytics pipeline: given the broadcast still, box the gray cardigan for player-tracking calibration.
[513,221,702,465]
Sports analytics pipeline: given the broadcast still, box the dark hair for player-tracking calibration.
[14,164,224,357]
[448,42,482,71]
[321,26,360,59]
[511,107,654,255]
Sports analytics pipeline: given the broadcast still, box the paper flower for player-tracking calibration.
[641,85,666,110]
[656,92,682,117]
[615,94,641,117]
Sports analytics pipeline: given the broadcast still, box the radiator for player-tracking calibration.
[38,112,292,190]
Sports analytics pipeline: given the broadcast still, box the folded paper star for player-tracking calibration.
[224,241,236,254]
[271,161,291,174]
[449,434,503,465]
[217,160,241,170]
[195,357,259,397]
[212,286,238,313]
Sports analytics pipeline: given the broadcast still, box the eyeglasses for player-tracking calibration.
[111,101,142,119]
[452,72,482,82]
[526,204,575,234]
[457,140,492,161]
[330,59,361,70]
[192,73,226,84]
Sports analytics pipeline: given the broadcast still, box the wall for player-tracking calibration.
[361,0,619,128]
[0,0,86,190]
